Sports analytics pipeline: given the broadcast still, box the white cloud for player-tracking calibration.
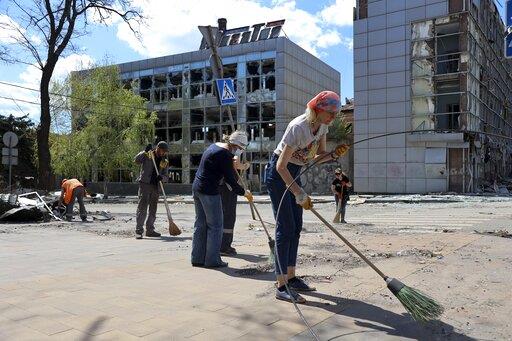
[0,14,24,43]
[0,54,94,121]
[320,0,356,27]
[114,0,353,57]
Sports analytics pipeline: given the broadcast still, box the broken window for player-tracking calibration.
[205,126,221,143]
[169,71,182,86]
[156,112,167,129]
[221,124,234,137]
[168,170,182,183]
[247,103,260,122]
[155,128,167,142]
[246,77,260,93]
[262,75,275,91]
[168,86,181,99]
[205,106,220,125]
[153,74,167,88]
[140,76,152,90]
[139,90,151,101]
[261,102,275,121]
[190,154,202,167]
[223,63,237,78]
[204,67,213,82]
[168,110,181,127]
[222,105,237,123]
[190,128,205,143]
[261,59,275,74]
[436,88,461,130]
[246,124,261,151]
[190,68,203,83]
[261,123,275,139]
[191,84,203,98]
[168,127,182,143]
[247,61,260,76]
[190,108,204,126]
[122,79,132,90]
[153,88,167,103]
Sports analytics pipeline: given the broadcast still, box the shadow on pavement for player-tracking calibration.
[79,316,108,341]
[301,291,474,341]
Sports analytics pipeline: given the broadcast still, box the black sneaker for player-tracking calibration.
[145,230,161,238]
[220,246,237,256]
[275,286,306,303]
[288,277,316,292]
[135,230,143,239]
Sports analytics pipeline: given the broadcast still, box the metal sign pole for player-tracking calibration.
[8,136,12,192]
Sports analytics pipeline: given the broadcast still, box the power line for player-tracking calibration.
[0,80,148,112]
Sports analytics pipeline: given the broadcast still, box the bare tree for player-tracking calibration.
[0,0,143,189]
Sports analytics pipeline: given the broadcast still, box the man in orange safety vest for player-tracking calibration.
[59,178,87,222]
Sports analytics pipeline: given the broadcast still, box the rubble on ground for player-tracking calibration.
[0,193,54,222]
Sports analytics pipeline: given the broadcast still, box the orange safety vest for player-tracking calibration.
[61,179,83,204]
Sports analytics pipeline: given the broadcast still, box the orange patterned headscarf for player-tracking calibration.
[307,91,341,114]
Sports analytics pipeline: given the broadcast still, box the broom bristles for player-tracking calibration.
[268,239,275,263]
[388,278,444,322]
[168,221,182,236]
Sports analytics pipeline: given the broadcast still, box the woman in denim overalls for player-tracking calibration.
[265,91,350,303]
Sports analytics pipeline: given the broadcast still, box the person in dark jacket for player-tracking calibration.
[331,168,352,223]
[191,131,253,268]
[134,141,169,239]
[219,151,250,256]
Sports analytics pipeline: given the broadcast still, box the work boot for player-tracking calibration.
[65,216,73,222]
[220,246,237,256]
[145,230,161,238]
[80,216,88,222]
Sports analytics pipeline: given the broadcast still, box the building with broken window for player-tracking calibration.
[353,0,512,193]
[98,19,339,193]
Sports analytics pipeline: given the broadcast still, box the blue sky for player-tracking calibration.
[0,0,507,121]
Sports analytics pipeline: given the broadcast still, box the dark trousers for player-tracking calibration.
[219,182,237,251]
[335,193,348,220]
[266,153,303,275]
[66,186,87,220]
[136,182,159,233]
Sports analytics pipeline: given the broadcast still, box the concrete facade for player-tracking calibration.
[110,36,339,193]
[353,0,512,193]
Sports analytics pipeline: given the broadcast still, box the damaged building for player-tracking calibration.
[85,19,339,194]
[353,0,512,193]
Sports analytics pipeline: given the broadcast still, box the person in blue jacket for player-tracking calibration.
[191,131,253,268]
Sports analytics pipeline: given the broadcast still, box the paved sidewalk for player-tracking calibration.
[1,200,511,340]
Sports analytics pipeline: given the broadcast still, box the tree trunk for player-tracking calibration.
[103,178,109,199]
[37,67,54,190]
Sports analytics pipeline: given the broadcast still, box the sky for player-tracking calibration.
[0,0,507,123]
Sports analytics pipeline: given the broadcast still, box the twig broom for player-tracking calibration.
[151,153,182,236]
[310,207,444,322]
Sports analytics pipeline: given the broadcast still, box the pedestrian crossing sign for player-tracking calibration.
[215,78,237,105]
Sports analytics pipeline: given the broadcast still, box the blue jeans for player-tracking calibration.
[265,153,303,275]
[191,191,224,266]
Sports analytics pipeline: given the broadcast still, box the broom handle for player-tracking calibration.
[151,153,173,221]
[236,170,272,240]
[310,207,387,280]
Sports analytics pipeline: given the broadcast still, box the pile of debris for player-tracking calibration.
[0,192,59,222]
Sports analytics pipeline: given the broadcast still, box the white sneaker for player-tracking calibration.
[275,287,306,303]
